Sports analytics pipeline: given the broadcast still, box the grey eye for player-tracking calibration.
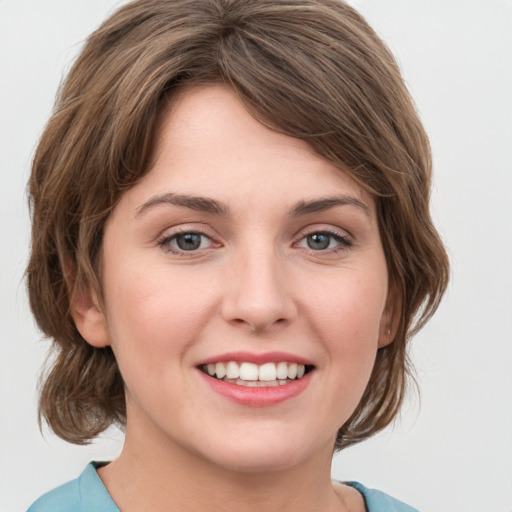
[306,233,331,250]
[297,230,352,252]
[175,233,203,251]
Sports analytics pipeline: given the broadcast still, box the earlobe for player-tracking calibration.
[70,284,111,348]
[378,287,401,348]
[378,322,394,348]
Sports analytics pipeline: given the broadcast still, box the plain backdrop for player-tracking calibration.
[1,1,511,511]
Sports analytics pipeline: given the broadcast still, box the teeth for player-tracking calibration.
[226,361,240,379]
[287,363,298,379]
[216,362,226,379]
[206,361,308,383]
[276,362,288,380]
[240,362,259,381]
[258,362,277,381]
[227,378,289,387]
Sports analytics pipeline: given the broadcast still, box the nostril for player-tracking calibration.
[229,316,287,332]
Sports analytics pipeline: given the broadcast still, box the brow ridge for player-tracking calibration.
[136,193,368,218]
[289,196,369,217]
[136,193,229,216]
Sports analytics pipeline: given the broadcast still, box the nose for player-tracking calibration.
[221,247,297,333]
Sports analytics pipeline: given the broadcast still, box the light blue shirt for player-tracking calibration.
[28,462,419,512]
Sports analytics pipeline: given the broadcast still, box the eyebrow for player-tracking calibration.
[136,192,369,218]
[136,193,229,217]
[289,196,370,217]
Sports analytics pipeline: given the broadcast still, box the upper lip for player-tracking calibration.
[196,351,314,367]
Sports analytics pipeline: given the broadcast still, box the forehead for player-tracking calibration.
[116,83,375,218]
[155,83,325,173]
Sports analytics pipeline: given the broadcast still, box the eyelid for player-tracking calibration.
[155,222,216,241]
[293,225,353,251]
[156,225,221,255]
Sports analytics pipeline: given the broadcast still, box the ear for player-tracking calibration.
[378,285,401,348]
[70,283,111,348]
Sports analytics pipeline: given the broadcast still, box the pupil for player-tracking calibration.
[177,233,201,250]
[307,233,330,250]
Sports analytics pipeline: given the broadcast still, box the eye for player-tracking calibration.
[297,230,352,251]
[158,231,214,253]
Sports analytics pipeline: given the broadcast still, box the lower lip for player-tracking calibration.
[198,370,313,406]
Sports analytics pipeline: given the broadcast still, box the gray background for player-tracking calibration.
[1,1,511,510]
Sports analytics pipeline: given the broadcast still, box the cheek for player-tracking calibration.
[301,267,388,389]
[100,266,209,410]
[308,272,387,340]
[102,262,213,363]
[308,279,386,420]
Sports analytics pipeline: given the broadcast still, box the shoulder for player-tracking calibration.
[27,477,81,512]
[27,462,118,512]
[346,482,420,512]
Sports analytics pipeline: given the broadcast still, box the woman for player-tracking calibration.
[27,1,449,510]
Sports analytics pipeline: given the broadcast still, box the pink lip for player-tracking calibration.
[197,369,313,407]
[196,351,313,366]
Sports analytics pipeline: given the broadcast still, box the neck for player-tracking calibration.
[99,423,345,512]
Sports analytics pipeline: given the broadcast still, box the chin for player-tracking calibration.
[193,430,327,474]
[211,450,304,474]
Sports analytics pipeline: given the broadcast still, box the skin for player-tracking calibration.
[72,84,395,512]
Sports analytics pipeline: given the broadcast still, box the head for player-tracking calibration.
[28,0,449,450]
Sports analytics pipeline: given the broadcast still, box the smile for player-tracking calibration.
[201,361,312,387]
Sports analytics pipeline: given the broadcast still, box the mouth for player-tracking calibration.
[199,361,314,387]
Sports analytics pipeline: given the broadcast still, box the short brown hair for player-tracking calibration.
[27,0,449,449]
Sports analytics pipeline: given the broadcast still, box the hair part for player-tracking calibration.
[27,0,449,448]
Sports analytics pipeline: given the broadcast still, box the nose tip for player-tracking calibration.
[228,302,289,333]
[221,255,296,333]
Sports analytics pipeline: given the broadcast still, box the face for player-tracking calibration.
[77,84,393,473]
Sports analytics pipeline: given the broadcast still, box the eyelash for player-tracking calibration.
[157,228,352,255]
[157,230,216,254]
[295,229,352,253]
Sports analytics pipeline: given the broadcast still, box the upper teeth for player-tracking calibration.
[205,361,306,381]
